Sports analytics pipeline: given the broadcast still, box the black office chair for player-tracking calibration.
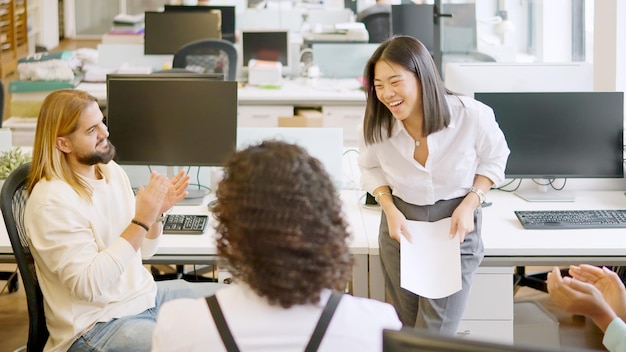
[0,80,16,293]
[0,80,5,127]
[172,39,238,81]
[514,266,572,293]
[0,162,49,352]
[361,12,391,43]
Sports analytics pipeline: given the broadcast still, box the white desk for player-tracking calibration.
[237,78,365,106]
[0,190,371,297]
[360,189,626,343]
[483,191,626,260]
[74,77,366,106]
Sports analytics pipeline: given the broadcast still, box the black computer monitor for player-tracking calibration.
[163,5,236,44]
[391,4,434,53]
[441,3,477,54]
[105,73,238,168]
[475,92,624,201]
[344,0,357,15]
[383,328,572,352]
[241,31,290,69]
[144,11,222,54]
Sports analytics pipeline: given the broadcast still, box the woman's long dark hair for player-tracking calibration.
[362,35,453,144]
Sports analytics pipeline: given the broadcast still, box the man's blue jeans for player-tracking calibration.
[68,279,224,352]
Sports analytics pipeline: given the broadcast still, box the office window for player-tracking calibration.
[436,0,593,64]
[67,0,594,64]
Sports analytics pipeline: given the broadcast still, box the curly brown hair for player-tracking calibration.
[213,140,354,308]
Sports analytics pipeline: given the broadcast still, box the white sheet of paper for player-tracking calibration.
[400,218,462,299]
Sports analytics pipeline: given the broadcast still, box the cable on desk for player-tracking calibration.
[342,148,361,191]
[531,178,567,191]
[494,178,522,192]
[495,177,568,193]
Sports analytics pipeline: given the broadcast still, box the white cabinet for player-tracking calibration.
[456,320,514,344]
[237,105,293,127]
[322,105,365,147]
[457,267,514,343]
[368,254,515,344]
[236,104,365,146]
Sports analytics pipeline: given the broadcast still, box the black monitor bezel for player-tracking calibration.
[241,30,290,68]
[474,91,624,180]
[105,73,238,167]
[144,11,222,55]
[391,4,435,53]
[163,4,236,44]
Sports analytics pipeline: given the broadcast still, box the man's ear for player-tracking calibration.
[56,136,72,154]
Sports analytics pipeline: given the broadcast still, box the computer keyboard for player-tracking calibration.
[515,209,626,230]
[163,214,208,234]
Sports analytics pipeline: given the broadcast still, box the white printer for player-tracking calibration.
[247,59,283,86]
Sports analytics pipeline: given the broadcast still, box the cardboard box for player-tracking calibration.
[278,115,323,127]
[295,109,323,118]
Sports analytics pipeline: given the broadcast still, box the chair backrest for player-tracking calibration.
[0,80,4,127]
[0,162,48,352]
[362,12,391,43]
[172,39,238,81]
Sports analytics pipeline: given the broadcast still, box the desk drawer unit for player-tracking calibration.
[237,105,293,127]
[322,106,364,146]
[456,320,514,344]
[458,266,514,343]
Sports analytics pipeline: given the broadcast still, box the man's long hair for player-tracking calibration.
[27,89,102,201]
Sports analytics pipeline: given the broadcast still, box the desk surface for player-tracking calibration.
[361,190,626,264]
[237,78,366,105]
[484,190,626,257]
[76,77,366,106]
[0,190,369,259]
[4,188,626,265]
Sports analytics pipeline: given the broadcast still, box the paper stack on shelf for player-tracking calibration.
[102,13,145,45]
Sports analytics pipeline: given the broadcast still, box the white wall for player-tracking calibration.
[594,0,626,93]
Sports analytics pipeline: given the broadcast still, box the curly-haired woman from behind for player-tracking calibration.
[151,140,402,352]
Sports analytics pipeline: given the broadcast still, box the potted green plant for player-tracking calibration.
[0,147,31,182]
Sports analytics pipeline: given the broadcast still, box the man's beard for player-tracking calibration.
[76,140,117,165]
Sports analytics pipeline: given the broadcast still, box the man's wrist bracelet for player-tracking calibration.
[131,219,150,232]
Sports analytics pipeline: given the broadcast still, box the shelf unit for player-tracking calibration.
[0,0,29,78]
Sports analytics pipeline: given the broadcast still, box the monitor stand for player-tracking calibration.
[166,166,209,205]
[514,185,575,202]
[177,188,208,206]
